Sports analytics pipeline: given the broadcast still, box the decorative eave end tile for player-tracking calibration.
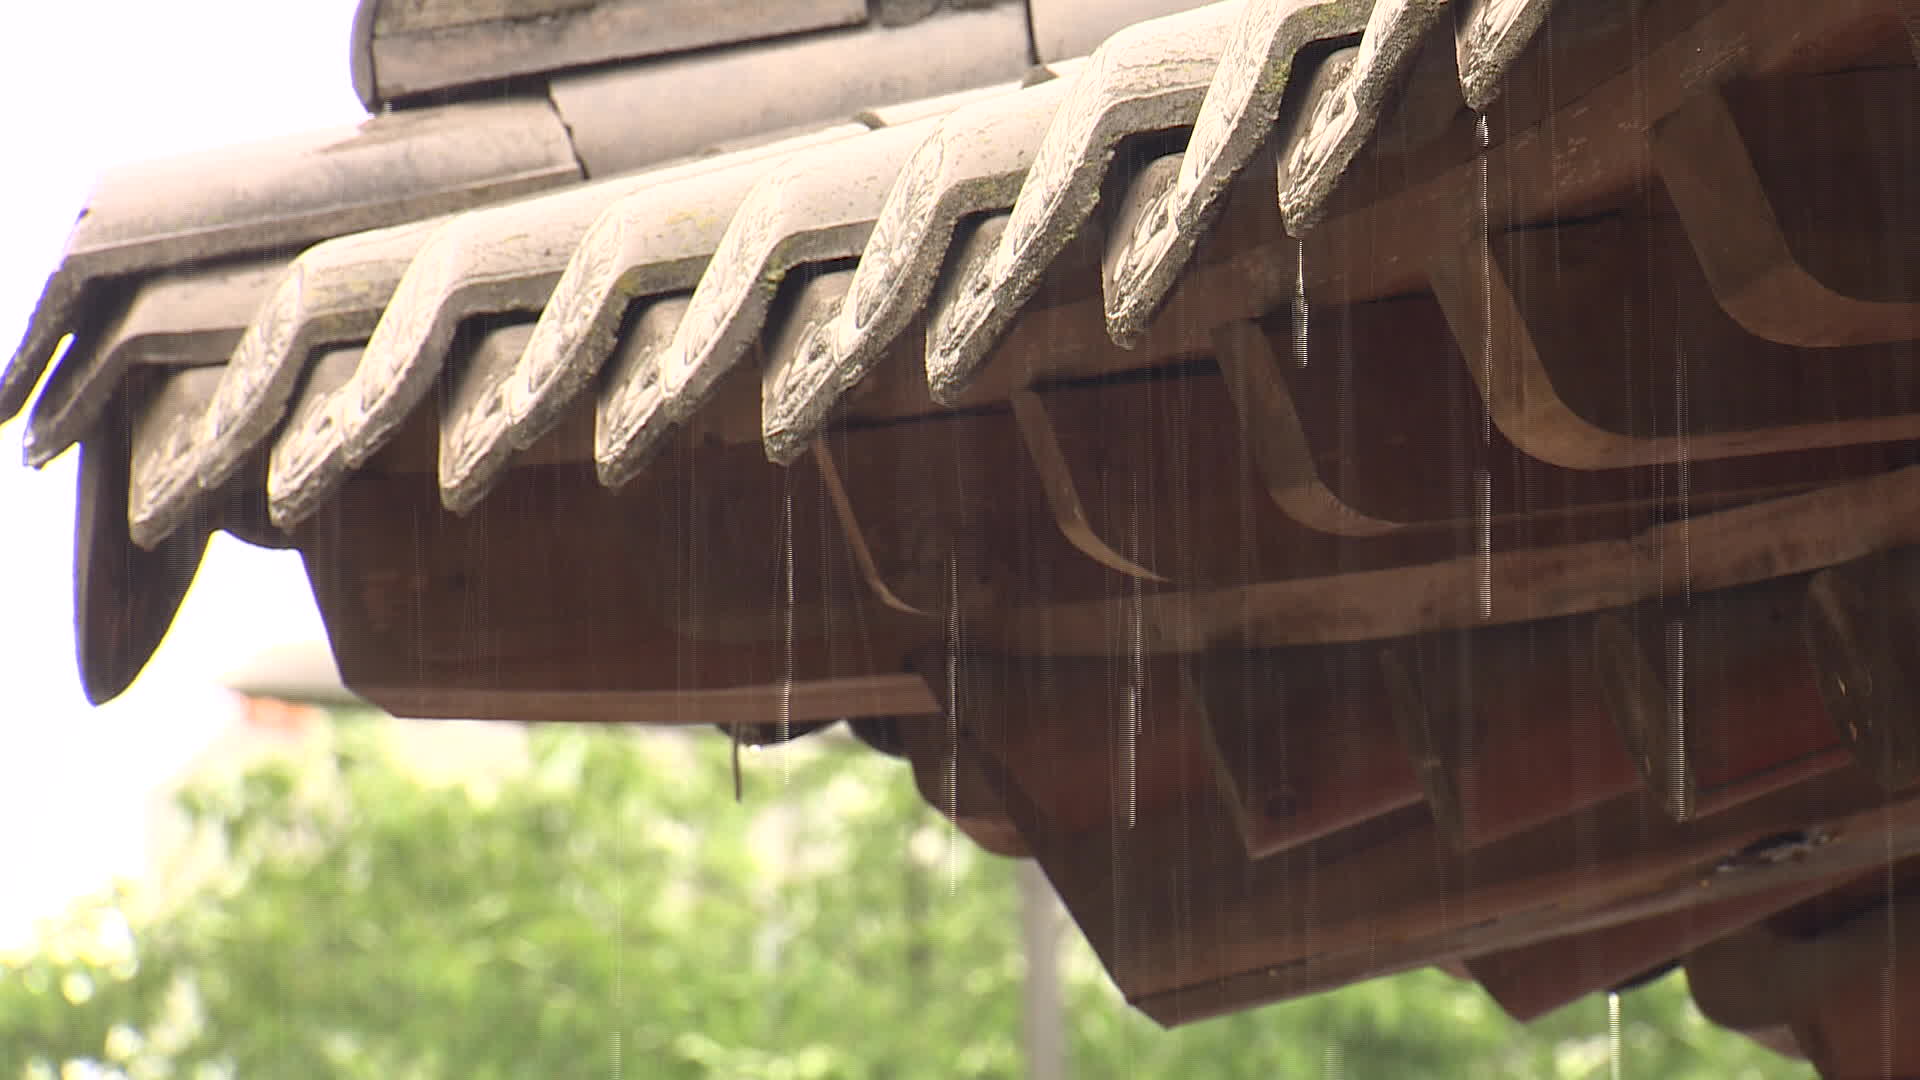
[762,271,859,466]
[634,121,938,470]
[265,239,467,526]
[129,367,227,549]
[439,324,537,514]
[265,347,364,530]
[1453,0,1556,111]
[923,0,1241,405]
[1102,0,1373,347]
[484,125,869,504]
[1278,0,1451,236]
[595,297,693,490]
[194,220,440,494]
[1102,151,1189,336]
[762,77,1074,465]
[275,176,650,527]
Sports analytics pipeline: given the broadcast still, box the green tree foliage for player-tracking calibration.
[1,718,1812,1078]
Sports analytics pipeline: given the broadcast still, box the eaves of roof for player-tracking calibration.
[6,0,1569,674]
[1,96,582,457]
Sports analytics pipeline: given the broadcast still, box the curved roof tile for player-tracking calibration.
[1101,0,1554,341]
[922,1,1243,404]
[593,297,691,488]
[124,220,446,546]
[1454,0,1559,110]
[1101,0,1375,346]
[599,117,951,486]
[263,174,674,527]
[1,97,579,428]
[21,0,1585,554]
[24,256,288,468]
[1277,0,1450,233]
[763,66,1080,464]
[448,125,875,511]
[128,366,228,548]
[352,0,869,107]
[196,220,445,492]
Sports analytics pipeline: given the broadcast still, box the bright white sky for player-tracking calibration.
[0,2,368,948]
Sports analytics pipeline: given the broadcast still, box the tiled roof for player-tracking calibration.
[6,0,1563,559]
[2,97,582,453]
[351,0,872,106]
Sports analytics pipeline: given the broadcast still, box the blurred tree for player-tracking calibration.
[0,717,1811,1079]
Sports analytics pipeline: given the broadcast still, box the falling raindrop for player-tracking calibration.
[1478,468,1493,620]
[780,475,795,790]
[1125,511,1144,832]
[613,850,625,1079]
[1608,990,1623,1080]
[1884,822,1899,1077]
[1476,112,1494,620]
[1293,242,1310,369]
[732,724,743,803]
[1476,112,1492,449]
[1666,618,1688,818]
[946,553,962,894]
[1674,314,1692,598]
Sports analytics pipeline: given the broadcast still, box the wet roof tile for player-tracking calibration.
[24,256,289,469]
[597,116,955,488]
[263,174,682,528]
[353,0,869,106]
[12,0,1572,555]
[923,0,1245,403]
[546,5,1032,177]
[1,96,579,428]
[448,125,876,510]
[762,65,1081,465]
